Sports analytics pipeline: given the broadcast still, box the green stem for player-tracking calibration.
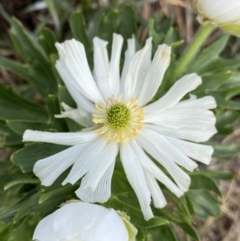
[172,24,215,80]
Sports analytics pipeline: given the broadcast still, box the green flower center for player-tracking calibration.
[107,103,131,129]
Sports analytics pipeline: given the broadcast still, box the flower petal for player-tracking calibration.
[81,142,118,190]
[120,142,153,220]
[56,39,104,103]
[55,60,95,113]
[123,38,152,100]
[55,102,92,127]
[144,171,167,208]
[137,129,191,192]
[93,37,111,99]
[23,130,97,146]
[33,212,59,241]
[144,73,202,114]
[52,202,109,239]
[145,123,217,142]
[138,44,171,106]
[75,161,115,203]
[33,144,87,186]
[62,137,108,185]
[121,38,136,91]
[142,128,198,171]
[108,34,123,96]
[94,209,129,241]
[144,108,216,134]
[130,140,183,197]
[172,95,216,109]
[164,136,214,165]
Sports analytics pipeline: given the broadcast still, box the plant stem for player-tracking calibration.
[172,24,215,80]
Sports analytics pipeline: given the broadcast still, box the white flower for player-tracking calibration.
[192,0,240,36]
[23,34,217,220]
[33,201,132,241]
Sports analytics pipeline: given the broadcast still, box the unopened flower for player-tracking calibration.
[33,201,133,241]
[23,34,216,220]
[192,0,240,36]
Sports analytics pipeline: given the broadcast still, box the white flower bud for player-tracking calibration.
[33,201,136,241]
[192,0,240,36]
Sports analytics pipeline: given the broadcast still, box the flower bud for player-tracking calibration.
[192,0,240,36]
[33,201,136,241]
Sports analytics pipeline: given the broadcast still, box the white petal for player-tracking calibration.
[52,202,109,239]
[165,136,214,164]
[121,38,136,90]
[145,123,217,143]
[94,209,129,241]
[197,0,240,25]
[62,137,108,185]
[130,140,183,197]
[33,213,59,241]
[144,172,167,208]
[137,129,191,192]
[123,38,152,100]
[172,96,216,110]
[108,34,123,96]
[138,44,171,106]
[144,108,216,134]
[76,161,115,203]
[55,59,95,113]
[56,40,104,103]
[120,142,153,220]
[93,37,112,99]
[33,144,86,186]
[23,130,97,146]
[81,142,118,190]
[55,102,93,127]
[143,128,198,171]
[144,73,202,114]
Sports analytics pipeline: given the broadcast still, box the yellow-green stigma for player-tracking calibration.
[92,95,144,143]
[107,103,131,129]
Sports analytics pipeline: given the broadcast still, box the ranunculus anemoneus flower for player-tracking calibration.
[23,34,217,220]
[33,201,136,241]
[192,0,240,36]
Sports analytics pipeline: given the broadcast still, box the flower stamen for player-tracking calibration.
[92,95,144,143]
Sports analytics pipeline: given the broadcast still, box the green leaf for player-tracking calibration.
[106,196,168,229]
[199,170,233,181]
[12,143,67,172]
[189,173,222,196]
[210,142,240,158]
[216,110,239,134]
[9,18,57,97]
[39,184,76,204]
[38,28,57,56]
[0,191,34,223]
[213,93,240,110]
[150,224,178,241]
[164,27,179,46]
[119,4,137,40]
[70,12,93,67]
[186,35,230,74]
[7,120,51,135]
[193,72,232,94]
[97,10,119,44]
[201,57,240,73]
[155,209,200,241]
[46,94,68,131]
[187,190,221,219]
[0,83,48,122]
[4,178,39,191]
